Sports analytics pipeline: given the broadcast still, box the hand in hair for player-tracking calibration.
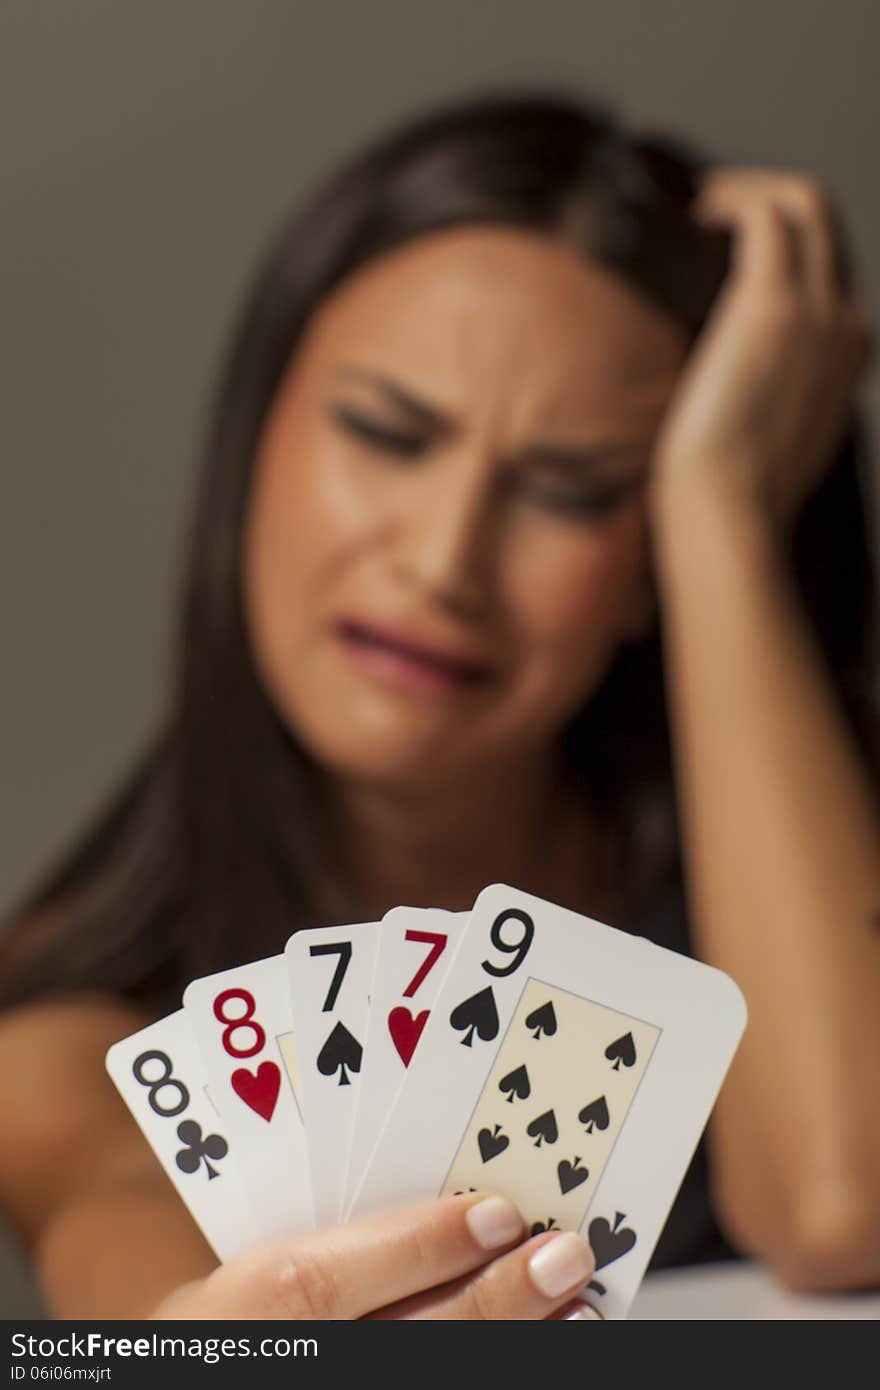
[649,167,874,530]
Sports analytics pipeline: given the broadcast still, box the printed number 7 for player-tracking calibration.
[310,941,352,1012]
[402,930,448,998]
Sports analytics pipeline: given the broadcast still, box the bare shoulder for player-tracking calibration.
[0,993,158,1243]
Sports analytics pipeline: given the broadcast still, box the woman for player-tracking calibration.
[0,90,878,1320]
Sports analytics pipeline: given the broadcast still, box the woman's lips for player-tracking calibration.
[335,618,494,694]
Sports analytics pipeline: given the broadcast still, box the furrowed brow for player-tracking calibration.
[334,367,449,428]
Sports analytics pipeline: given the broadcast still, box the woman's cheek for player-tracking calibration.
[303,435,391,546]
[504,510,647,650]
[250,430,388,618]
[275,428,380,554]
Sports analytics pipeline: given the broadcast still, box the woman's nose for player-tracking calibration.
[389,446,497,616]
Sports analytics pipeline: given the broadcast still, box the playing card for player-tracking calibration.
[443,976,659,1228]
[105,1009,253,1261]
[342,907,466,1218]
[350,883,747,1320]
[184,955,315,1241]
[285,920,379,1226]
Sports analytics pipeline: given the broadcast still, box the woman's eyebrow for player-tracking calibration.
[333,367,450,428]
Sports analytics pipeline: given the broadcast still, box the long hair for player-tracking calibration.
[2,90,877,1016]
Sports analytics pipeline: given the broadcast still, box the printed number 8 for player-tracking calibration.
[482,908,534,978]
[132,1049,189,1117]
[213,987,267,1059]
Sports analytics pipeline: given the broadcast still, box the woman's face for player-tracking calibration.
[243,226,688,790]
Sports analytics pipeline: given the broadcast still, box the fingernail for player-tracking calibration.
[564,1301,603,1320]
[528,1232,595,1298]
[464,1195,524,1250]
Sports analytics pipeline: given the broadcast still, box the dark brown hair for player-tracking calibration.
[2,89,876,1015]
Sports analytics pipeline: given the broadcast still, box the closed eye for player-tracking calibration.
[330,399,646,515]
[511,468,645,520]
[330,403,428,458]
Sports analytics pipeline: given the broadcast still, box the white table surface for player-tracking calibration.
[629,1260,880,1319]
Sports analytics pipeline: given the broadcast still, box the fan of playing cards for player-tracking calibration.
[106,882,747,1320]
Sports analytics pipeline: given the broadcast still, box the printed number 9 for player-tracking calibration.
[482,908,534,978]
[132,1049,189,1118]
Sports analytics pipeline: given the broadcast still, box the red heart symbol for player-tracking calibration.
[231,1060,281,1121]
[388,1007,430,1067]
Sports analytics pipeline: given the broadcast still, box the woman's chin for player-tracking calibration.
[288,711,493,793]
[324,738,471,791]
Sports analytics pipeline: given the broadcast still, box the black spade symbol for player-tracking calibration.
[498,1063,531,1102]
[317,1021,363,1086]
[526,1108,558,1148]
[450,987,500,1047]
[587,1211,637,1270]
[477,1124,510,1163]
[557,1156,589,1194]
[604,1032,636,1070]
[524,1000,557,1039]
[530,1218,558,1235]
[175,1120,228,1180]
[577,1095,610,1133]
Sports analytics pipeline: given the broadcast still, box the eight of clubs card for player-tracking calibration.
[106,1009,253,1261]
[285,921,379,1225]
[353,883,746,1319]
[344,907,466,1217]
[184,955,315,1240]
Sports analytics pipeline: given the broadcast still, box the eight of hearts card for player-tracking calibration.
[183,954,315,1241]
[351,883,747,1321]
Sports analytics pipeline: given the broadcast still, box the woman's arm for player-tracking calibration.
[0,997,218,1315]
[653,489,880,1291]
[646,167,879,1291]
[38,1185,218,1318]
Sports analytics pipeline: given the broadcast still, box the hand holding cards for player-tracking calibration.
[106,884,746,1319]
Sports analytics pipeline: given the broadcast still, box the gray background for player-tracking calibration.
[1,0,879,1316]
